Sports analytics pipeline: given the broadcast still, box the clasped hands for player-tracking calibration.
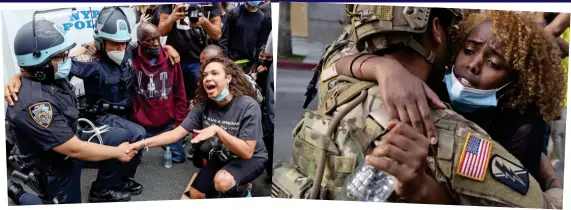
[122,125,221,157]
[367,120,435,203]
[116,142,139,163]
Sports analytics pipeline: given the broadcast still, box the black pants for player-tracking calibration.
[191,155,267,198]
[263,134,274,177]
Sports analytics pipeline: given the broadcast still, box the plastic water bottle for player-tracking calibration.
[164,147,172,168]
[337,163,396,202]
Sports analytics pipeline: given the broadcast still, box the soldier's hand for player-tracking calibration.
[374,63,445,145]
[366,120,431,202]
[116,142,138,163]
[4,75,22,106]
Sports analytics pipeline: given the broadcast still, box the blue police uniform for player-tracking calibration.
[70,45,146,178]
[6,77,133,204]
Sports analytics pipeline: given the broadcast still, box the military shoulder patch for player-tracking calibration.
[73,53,99,63]
[489,154,530,195]
[28,102,53,128]
[456,132,493,182]
[320,64,338,82]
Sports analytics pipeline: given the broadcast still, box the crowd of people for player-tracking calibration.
[5,1,274,205]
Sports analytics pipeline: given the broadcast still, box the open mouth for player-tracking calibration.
[458,77,474,88]
[205,83,217,94]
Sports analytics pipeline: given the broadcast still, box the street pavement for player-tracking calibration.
[274,68,317,163]
[8,142,270,205]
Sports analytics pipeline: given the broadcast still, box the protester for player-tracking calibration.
[129,57,268,198]
[219,1,271,73]
[131,22,188,163]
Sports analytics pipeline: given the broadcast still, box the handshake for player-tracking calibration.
[115,141,146,163]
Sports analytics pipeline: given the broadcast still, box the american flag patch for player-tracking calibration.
[456,133,493,181]
[320,65,338,82]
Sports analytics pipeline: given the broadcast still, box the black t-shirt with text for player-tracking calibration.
[158,3,222,62]
[181,95,268,160]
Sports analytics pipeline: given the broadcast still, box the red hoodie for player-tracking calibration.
[131,46,187,129]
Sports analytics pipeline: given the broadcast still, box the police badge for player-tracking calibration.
[29,102,53,128]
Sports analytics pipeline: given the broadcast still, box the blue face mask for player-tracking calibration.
[54,59,72,80]
[247,1,262,7]
[211,88,229,102]
[445,66,510,113]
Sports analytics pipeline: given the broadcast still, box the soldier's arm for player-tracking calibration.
[335,53,445,144]
[414,172,455,204]
[456,194,514,207]
[457,192,560,209]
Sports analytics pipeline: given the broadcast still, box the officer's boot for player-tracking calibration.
[88,185,131,203]
[121,155,143,195]
[120,177,143,195]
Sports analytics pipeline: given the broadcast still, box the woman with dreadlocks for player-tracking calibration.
[336,10,566,191]
[129,56,268,198]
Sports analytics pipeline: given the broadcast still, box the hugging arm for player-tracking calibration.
[336,54,445,144]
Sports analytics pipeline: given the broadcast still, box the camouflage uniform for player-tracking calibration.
[272,5,561,209]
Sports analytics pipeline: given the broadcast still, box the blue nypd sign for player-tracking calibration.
[62,9,100,31]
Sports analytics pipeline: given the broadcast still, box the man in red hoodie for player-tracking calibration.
[132,22,187,163]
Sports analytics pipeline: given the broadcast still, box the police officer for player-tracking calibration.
[70,6,185,163]
[5,19,138,204]
[4,7,182,165]
[68,6,147,193]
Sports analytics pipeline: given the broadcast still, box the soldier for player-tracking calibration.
[272,5,561,208]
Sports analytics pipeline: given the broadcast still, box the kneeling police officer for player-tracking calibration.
[6,16,139,204]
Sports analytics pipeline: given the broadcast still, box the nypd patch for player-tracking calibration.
[489,154,530,195]
[28,102,53,128]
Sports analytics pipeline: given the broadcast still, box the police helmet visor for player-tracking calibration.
[14,8,77,69]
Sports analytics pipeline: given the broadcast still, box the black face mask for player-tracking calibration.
[139,41,160,58]
[146,47,160,58]
[261,59,272,69]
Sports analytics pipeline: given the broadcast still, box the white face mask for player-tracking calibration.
[107,50,125,65]
[445,65,511,113]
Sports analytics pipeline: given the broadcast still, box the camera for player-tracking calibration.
[183,3,215,24]
[207,136,238,163]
